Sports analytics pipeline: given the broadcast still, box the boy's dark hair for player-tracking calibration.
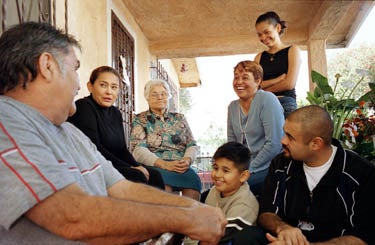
[213,142,251,172]
[0,22,81,94]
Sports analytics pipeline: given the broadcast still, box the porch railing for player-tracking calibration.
[193,156,213,192]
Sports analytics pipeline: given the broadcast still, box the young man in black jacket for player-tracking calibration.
[258,105,375,245]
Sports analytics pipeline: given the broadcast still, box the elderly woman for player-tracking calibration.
[228,60,284,197]
[130,80,201,200]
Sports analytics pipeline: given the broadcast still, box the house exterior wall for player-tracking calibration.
[55,0,108,98]
[0,0,180,114]
[54,0,178,114]
[110,0,155,113]
[159,59,179,87]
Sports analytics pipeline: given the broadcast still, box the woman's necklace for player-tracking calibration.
[268,45,286,62]
[269,53,275,62]
[238,104,249,146]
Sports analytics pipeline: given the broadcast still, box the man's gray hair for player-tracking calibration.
[0,22,81,94]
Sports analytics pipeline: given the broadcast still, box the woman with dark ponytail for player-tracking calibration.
[254,11,301,118]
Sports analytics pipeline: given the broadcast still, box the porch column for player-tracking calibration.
[307,39,327,92]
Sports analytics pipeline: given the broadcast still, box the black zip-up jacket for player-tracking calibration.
[259,139,375,244]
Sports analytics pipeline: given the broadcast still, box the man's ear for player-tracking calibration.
[240,170,250,183]
[38,52,56,80]
[310,137,324,151]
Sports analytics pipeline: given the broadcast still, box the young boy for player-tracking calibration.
[205,142,265,245]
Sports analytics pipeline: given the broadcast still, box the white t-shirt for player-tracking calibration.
[303,145,337,191]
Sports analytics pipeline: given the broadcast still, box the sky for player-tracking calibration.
[185,7,375,155]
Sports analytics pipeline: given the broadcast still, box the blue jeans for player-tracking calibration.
[247,168,269,197]
[278,96,297,118]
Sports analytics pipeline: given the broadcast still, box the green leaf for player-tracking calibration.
[306,91,322,105]
[357,82,375,102]
[313,87,322,97]
[311,70,334,95]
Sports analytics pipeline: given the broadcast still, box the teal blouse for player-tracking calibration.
[130,110,198,165]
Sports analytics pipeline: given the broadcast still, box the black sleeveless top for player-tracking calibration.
[259,46,296,98]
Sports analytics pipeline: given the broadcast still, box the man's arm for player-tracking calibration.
[26,181,226,244]
[266,233,364,245]
[311,236,366,245]
[259,213,365,245]
[108,179,195,206]
[258,212,308,245]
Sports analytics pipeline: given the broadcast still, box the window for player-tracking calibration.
[111,12,135,146]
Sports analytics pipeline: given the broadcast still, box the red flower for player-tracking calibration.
[342,102,375,158]
[359,100,366,107]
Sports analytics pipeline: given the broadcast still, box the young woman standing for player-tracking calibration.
[254,11,301,117]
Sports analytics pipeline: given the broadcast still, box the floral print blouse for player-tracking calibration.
[130,110,198,166]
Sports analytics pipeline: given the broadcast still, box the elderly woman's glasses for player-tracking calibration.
[150,92,168,99]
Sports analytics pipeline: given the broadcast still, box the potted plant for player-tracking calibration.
[342,101,375,161]
[306,70,375,140]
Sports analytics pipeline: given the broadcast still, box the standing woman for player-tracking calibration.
[130,80,201,201]
[68,66,164,189]
[254,11,301,117]
[228,60,284,197]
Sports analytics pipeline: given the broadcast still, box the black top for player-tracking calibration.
[259,46,296,98]
[68,95,140,169]
[259,139,375,243]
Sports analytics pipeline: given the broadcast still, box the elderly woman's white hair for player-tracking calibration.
[144,79,172,100]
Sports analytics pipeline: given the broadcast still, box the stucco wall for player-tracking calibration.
[159,59,179,86]
[54,0,159,113]
[55,0,108,98]
[56,0,154,112]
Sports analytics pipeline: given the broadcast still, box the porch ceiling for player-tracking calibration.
[122,0,374,87]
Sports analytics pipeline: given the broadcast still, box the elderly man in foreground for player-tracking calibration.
[0,22,226,244]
